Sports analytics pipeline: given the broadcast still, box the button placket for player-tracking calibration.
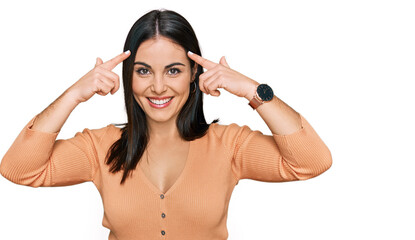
[160,193,167,238]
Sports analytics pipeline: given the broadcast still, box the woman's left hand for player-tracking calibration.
[187,51,259,100]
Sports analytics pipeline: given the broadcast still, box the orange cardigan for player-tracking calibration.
[0,114,332,239]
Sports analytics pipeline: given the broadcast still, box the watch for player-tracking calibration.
[248,84,274,110]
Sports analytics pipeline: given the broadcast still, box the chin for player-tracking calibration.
[146,111,178,124]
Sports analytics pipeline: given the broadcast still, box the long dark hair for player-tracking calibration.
[105,9,218,184]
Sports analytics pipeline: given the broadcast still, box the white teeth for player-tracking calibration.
[148,97,173,105]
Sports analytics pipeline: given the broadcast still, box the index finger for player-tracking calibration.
[101,50,131,70]
[187,51,216,70]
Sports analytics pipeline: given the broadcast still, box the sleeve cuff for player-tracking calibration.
[271,113,306,137]
[272,114,318,157]
[26,114,61,137]
[271,114,331,166]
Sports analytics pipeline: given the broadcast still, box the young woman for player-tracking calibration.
[0,9,332,239]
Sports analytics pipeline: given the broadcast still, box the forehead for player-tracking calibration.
[135,36,188,65]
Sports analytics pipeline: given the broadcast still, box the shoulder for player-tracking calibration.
[208,122,254,144]
[73,124,123,146]
[102,124,123,142]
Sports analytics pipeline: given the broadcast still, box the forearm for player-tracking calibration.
[0,99,98,187]
[30,51,130,133]
[32,89,80,133]
[242,83,331,180]
[244,83,302,135]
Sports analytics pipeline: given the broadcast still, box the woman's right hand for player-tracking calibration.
[68,50,131,103]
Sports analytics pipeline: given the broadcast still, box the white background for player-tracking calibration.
[0,0,414,239]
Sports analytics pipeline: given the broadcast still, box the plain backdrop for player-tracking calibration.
[0,0,414,239]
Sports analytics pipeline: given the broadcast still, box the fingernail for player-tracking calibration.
[125,50,130,54]
[188,51,193,55]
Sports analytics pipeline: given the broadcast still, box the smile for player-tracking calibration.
[147,97,174,108]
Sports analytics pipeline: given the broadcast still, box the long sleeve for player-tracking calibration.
[214,114,332,183]
[0,115,107,187]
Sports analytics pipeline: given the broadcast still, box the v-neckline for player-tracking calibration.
[137,140,193,196]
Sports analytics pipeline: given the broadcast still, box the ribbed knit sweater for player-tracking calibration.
[0,114,332,240]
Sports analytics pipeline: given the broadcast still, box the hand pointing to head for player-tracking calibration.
[187,51,259,100]
[68,50,131,103]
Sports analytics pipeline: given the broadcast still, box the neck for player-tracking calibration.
[147,117,183,143]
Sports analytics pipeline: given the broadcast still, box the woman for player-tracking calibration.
[0,9,332,239]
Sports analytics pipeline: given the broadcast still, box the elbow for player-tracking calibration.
[0,160,15,184]
[292,149,332,181]
[1,173,44,188]
[0,170,41,188]
[305,149,333,180]
[322,148,333,171]
[0,166,22,186]
[317,153,333,176]
[0,159,46,188]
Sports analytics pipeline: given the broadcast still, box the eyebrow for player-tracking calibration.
[133,61,185,69]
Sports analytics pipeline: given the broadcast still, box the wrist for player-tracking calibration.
[63,88,83,106]
[243,81,260,101]
[247,83,274,110]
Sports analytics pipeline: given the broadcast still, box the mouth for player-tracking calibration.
[147,97,174,108]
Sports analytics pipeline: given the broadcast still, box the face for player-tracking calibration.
[132,36,196,125]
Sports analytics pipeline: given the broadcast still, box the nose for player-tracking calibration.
[150,74,167,94]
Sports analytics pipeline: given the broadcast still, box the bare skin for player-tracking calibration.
[131,37,197,193]
[31,51,131,133]
[187,51,302,136]
[139,139,189,193]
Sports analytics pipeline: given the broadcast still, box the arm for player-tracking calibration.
[215,114,332,182]
[243,84,302,136]
[32,51,130,133]
[0,51,130,186]
[0,116,107,187]
[188,51,301,136]
[188,52,332,181]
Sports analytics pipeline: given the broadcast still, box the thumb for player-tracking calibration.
[95,57,104,67]
[219,56,230,68]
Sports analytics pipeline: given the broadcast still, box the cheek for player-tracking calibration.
[132,77,145,95]
[131,79,146,108]
[177,80,190,93]
[176,74,192,92]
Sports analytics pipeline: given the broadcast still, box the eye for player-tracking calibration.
[168,68,181,75]
[136,68,150,75]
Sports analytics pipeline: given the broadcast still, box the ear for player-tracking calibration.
[191,63,198,82]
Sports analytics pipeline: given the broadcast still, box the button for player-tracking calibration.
[160,194,164,199]
[161,213,166,218]
[161,230,166,235]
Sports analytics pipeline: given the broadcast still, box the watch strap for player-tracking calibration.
[249,94,263,109]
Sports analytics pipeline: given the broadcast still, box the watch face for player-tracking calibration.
[257,84,274,101]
